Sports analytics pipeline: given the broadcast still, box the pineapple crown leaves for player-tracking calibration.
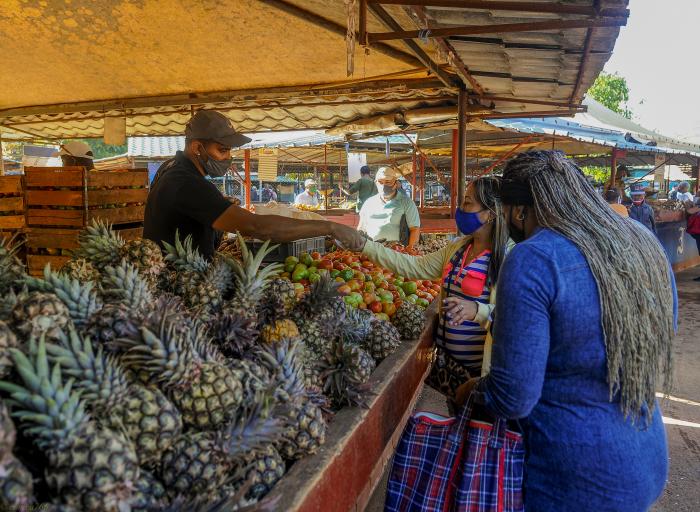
[0,337,90,450]
[206,255,236,296]
[337,307,372,345]
[0,234,27,293]
[190,321,226,364]
[45,327,130,412]
[319,340,375,409]
[230,235,283,302]
[256,339,307,403]
[294,273,341,317]
[101,259,153,310]
[115,314,199,387]
[163,231,209,273]
[73,219,125,265]
[24,265,103,327]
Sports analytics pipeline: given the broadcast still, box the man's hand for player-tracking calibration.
[442,297,478,326]
[331,223,367,252]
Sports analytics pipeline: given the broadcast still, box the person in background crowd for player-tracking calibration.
[629,188,657,234]
[675,181,695,203]
[52,141,95,170]
[357,166,420,247]
[144,110,345,259]
[605,188,629,217]
[686,198,700,281]
[295,179,320,207]
[250,185,259,202]
[463,150,676,511]
[268,185,278,202]
[607,164,630,203]
[340,165,377,212]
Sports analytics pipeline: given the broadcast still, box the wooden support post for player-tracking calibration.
[324,145,329,211]
[244,149,251,209]
[451,129,458,218]
[419,155,425,209]
[411,150,417,201]
[608,149,618,191]
[457,88,468,211]
[0,131,4,175]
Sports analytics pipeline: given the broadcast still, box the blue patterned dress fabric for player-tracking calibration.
[435,248,491,373]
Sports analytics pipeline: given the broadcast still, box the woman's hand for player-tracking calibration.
[331,223,367,252]
[442,297,478,326]
[454,377,480,407]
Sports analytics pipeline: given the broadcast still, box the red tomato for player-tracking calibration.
[369,301,383,313]
[333,262,347,271]
[387,284,397,292]
[382,302,397,317]
[363,292,377,304]
[317,259,334,270]
[311,251,321,260]
[346,279,362,292]
[357,301,367,310]
[342,256,354,266]
[337,285,352,296]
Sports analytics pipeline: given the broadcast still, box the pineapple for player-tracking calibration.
[11,291,72,341]
[392,301,426,340]
[239,443,285,500]
[25,266,102,328]
[0,339,139,511]
[132,469,168,512]
[319,340,376,408]
[45,328,183,467]
[223,238,282,337]
[119,238,165,285]
[258,277,297,318]
[0,321,19,378]
[0,288,19,323]
[292,274,345,327]
[337,307,372,345]
[227,358,271,404]
[100,260,153,309]
[86,302,141,349]
[0,400,34,511]
[73,219,125,268]
[209,312,259,358]
[163,234,222,311]
[160,398,284,499]
[257,340,327,460]
[259,318,300,345]
[59,258,100,284]
[0,234,26,296]
[114,316,244,430]
[363,319,401,361]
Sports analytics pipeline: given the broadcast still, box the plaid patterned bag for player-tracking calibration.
[385,393,524,512]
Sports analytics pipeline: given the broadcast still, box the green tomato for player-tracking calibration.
[393,278,404,287]
[300,253,314,267]
[292,264,309,282]
[416,298,430,308]
[365,274,373,282]
[343,296,358,308]
[308,266,320,275]
[378,290,394,303]
[308,273,321,284]
[406,294,419,304]
[340,269,355,281]
[396,287,406,299]
[401,281,418,295]
[285,256,299,267]
[330,269,341,278]
[284,263,296,274]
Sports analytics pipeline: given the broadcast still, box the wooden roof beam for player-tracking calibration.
[369,1,630,18]
[366,2,459,88]
[409,5,485,95]
[368,18,628,42]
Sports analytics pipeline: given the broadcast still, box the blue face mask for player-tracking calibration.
[455,208,486,235]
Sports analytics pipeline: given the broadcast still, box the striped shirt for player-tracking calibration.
[436,247,491,372]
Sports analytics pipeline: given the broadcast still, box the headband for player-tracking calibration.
[500,179,534,206]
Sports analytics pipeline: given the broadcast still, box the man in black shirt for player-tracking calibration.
[144,110,346,258]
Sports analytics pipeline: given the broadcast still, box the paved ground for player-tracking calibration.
[366,266,700,512]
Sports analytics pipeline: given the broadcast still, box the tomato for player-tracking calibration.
[362,260,374,268]
[333,261,347,271]
[330,269,340,278]
[311,251,321,260]
[299,279,309,286]
[387,284,396,292]
[369,301,383,313]
[334,277,345,283]
[353,270,365,281]
[342,256,355,266]
[358,301,367,310]
[416,298,430,308]
[340,269,355,281]
[363,292,377,304]
[406,294,418,304]
[337,284,352,296]
[382,302,397,317]
[377,281,389,290]
[317,259,334,270]
[364,282,376,293]
[346,279,362,292]
[284,256,299,267]
[401,281,417,295]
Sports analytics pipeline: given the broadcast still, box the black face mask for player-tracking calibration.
[508,207,527,243]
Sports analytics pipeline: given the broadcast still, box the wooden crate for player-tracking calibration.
[0,175,25,233]
[24,167,148,228]
[25,226,143,277]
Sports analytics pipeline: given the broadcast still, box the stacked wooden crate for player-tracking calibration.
[23,166,148,275]
[0,175,25,238]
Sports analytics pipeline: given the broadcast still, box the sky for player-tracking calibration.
[600,0,700,142]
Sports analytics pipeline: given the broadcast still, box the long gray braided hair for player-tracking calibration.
[501,151,674,423]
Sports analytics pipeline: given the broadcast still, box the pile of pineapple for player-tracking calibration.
[0,220,424,511]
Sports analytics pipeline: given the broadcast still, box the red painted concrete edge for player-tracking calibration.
[673,256,700,273]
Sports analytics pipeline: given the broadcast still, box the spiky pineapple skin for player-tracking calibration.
[0,454,34,511]
[265,278,297,316]
[259,319,300,344]
[0,322,18,379]
[160,431,230,498]
[131,469,168,512]
[392,302,425,340]
[119,238,165,284]
[242,444,285,500]
[0,235,26,296]
[174,272,222,312]
[45,423,139,512]
[60,258,101,283]
[278,400,326,461]
[86,303,141,348]
[363,320,401,361]
[170,361,243,430]
[11,291,71,341]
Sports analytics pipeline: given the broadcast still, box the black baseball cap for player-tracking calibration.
[185,110,251,148]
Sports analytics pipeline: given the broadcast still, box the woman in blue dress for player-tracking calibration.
[473,151,676,511]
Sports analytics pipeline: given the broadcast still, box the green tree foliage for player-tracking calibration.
[588,72,632,119]
[74,139,127,159]
[581,165,611,184]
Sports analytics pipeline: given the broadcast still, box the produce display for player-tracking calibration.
[0,220,428,511]
[278,249,440,321]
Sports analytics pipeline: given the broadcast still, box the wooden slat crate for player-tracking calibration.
[0,175,25,233]
[24,167,148,228]
[25,226,143,277]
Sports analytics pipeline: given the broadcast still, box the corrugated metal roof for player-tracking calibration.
[0,1,624,140]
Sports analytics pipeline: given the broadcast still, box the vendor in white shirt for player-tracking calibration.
[675,181,695,203]
[295,179,321,207]
[357,166,421,248]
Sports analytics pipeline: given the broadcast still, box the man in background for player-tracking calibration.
[629,188,656,234]
[52,141,95,169]
[605,188,629,217]
[295,179,320,207]
[341,165,377,212]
